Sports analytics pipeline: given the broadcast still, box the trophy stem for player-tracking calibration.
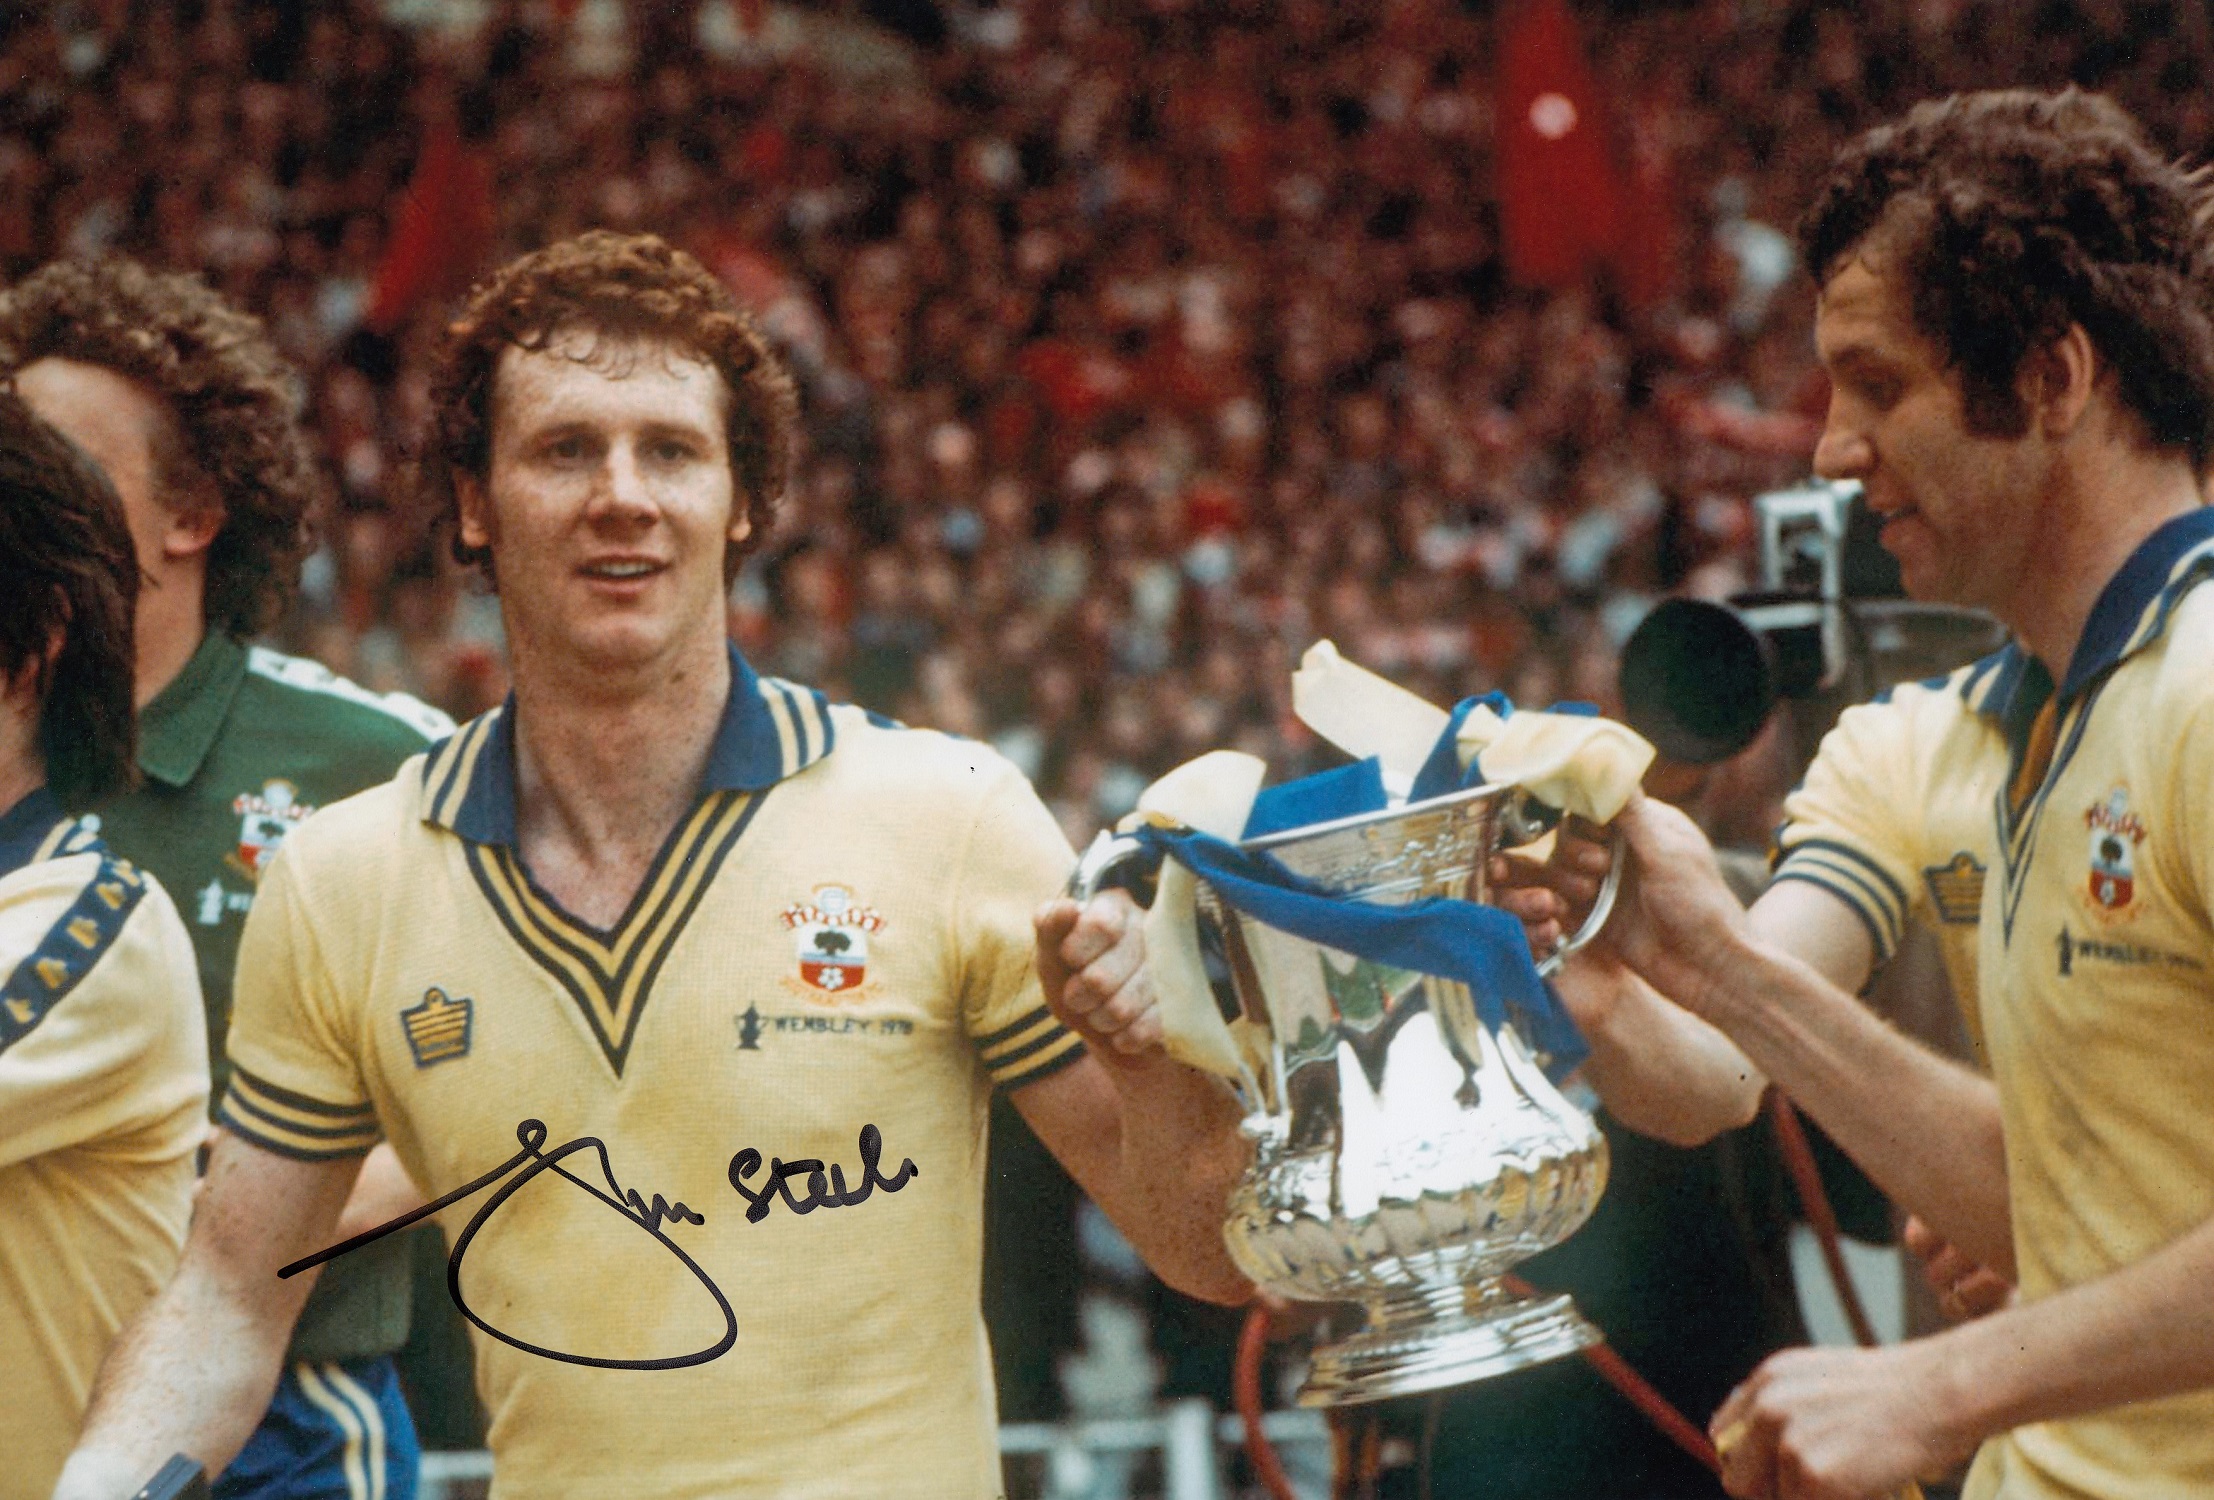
[1297,1274,1601,1408]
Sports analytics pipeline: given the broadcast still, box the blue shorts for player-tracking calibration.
[214,1358,420,1500]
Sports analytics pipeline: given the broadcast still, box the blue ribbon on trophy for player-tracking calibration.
[1125,774,1591,1080]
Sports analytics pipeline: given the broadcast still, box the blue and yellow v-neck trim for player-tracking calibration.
[1964,507,2214,940]
[2055,506,2214,702]
[418,643,834,844]
[1967,507,2214,730]
[413,646,837,1077]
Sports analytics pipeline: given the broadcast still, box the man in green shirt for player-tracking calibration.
[3,258,451,1500]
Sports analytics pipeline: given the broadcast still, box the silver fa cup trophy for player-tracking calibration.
[1073,782,1619,1407]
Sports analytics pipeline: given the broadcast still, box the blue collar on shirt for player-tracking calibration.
[0,786,73,882]
[1972,506,2214,727]
[422,643,835,848]
[2055,505,2214,701]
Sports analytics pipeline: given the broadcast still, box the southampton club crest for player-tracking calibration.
[229,780,315,879]
[781,885,886,1001]
[2083,785,2147,920]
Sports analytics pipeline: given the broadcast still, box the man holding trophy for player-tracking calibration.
[54,232,1252,1499]
[1574,89,2214,1500]
[1071,84,2214,1500]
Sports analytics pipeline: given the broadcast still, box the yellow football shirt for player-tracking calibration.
[0,791,209,1499]
[1953,510,2214,1500]
[221,650,1085,1499]
[1775,660,2011,1054]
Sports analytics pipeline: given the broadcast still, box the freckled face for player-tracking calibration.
[460,336,746,676]
[1811,258,2041,615]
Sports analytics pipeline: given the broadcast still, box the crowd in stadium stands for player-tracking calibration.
[6,0,2212,849]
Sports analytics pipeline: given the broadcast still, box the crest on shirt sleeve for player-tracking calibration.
[229,779,316,878]
[2083,785,2146,921]
[781,885,885,1001]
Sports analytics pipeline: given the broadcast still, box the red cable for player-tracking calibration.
[1577,1337,1723,1474]
[1233,1094,1883,1494]
[1235,1303,1301,1500]
[1234,1286,1724,1486]
[1503,1272,1722,1475]
[1354,1411,1383,1499]
[1767,1088,1881,1348]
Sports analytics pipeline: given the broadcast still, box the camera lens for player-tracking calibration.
[1619,598,1778,764]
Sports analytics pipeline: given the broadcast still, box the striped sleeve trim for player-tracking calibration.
[1768,867,1896,968]
[978,1004,1086,1087]
[997,1034,1089,1090]
[220,1065,380,1160]
[1773,838,1908,951]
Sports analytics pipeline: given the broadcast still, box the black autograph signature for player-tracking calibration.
[728,1121,918,1222]
[281,1119,917,1370]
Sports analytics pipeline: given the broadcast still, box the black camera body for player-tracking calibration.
[1621,479,2004,764]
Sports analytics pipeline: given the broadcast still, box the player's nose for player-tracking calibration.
[1812,407,1873,482]
[593,441,661,520]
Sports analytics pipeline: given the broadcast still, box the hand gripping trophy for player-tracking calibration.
[1072,644,1651,1406]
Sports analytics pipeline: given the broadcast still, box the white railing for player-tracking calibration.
[417,1401,1332,1500]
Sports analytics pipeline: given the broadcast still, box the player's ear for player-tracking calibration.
[456,471,495,553]
[727,488,752,551]
[2026,323,2098,438]
[161,492,226,563]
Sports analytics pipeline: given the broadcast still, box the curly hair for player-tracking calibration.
[0,258,321,639]
[0,393,139,805]
[1801,88,2214,465]
[419,231,798,584]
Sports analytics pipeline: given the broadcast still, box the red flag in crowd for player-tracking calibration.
[363,113,497,336]
[1613,109,1680,311]
[1494,0,1625,292]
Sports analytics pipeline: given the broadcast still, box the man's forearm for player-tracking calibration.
[1572,965,1766,1146]
[1708,1207,2214,1495]
[53,1258,302,1499]
[57,1134,354,1500]
[334,1142,425,1243]
[1099,1052,1254,1305]
[1679,932,2013,1272]
[1934,1213,2214,1444]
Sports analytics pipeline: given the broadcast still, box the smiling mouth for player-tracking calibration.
[580,560,664,580]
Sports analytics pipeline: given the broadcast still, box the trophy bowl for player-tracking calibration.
[1075,781,1617,1407]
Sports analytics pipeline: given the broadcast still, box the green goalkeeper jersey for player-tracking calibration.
[91,630,453,1364]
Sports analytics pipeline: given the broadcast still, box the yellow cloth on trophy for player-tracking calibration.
[1292,640,1654,824]
[1290,640,1451,796]
[1117,751,1265,1084]
[1451,702,1655,826]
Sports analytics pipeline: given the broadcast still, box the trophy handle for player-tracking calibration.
[1533,823,1624,979]
[1067,830,1157,902]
